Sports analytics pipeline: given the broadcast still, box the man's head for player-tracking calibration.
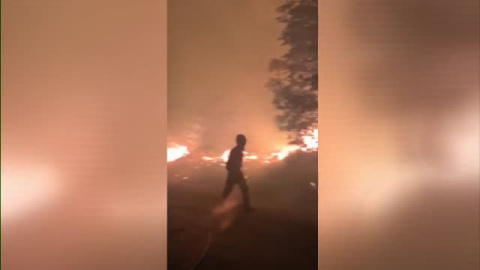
[236,134,247,148]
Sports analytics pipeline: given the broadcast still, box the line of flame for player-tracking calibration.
[168,128,317,164]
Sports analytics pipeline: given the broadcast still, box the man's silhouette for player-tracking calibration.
[223,134,255,212]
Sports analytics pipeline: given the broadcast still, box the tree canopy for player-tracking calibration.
[269,0,318,133]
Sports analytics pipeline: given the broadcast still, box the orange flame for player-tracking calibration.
[301,128,318,150]
[267,127,318,160]
[167,145,189,162]
[171,127,318,164]
[244,153,259,160]
[221,150,230,163]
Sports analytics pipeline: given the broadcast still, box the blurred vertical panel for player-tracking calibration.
[318,0,479,269]
[1,0,167,269]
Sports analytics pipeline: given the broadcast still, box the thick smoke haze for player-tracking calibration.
[2,0,478,269]
[2,1,167,269]
[319,0,479,269]
[168,0,289,154]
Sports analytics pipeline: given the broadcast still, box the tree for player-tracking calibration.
[268,0,318,134]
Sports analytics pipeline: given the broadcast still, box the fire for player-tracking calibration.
[171,127,318,164]
[267,128,318,160]
[301,128,318,150]
[201,156,215,161]
[221,150,230,163]
[244,153,259,160]
[270,145,301,160]
[167,144,189,162]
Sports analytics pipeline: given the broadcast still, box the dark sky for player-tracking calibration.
[167,0,288,154]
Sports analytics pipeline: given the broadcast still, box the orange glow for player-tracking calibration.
[268,127,318,160]
[270,145,301,160]
[167,145,189,162]
[170,127,318,164]
[1,164,60,221]
[221,150,230,163]
[301,128,318,150]
[244,153,259,160]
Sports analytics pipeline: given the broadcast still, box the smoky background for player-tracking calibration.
[167,0,289,155]
[1,0,167,269]
[1,0,479,269]
[318,0,479,269]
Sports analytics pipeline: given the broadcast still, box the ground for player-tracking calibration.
[167,153,318,270]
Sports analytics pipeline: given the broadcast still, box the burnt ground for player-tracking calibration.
[167,154,318,270]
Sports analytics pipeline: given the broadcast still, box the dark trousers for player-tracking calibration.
[222,171,251,207]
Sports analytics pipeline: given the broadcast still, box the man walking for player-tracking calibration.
[222,134,255,212]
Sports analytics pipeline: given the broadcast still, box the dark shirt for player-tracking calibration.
[226,145,243,172]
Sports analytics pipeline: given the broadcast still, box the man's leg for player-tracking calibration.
[238,179,253,210]
[222,178,235,199]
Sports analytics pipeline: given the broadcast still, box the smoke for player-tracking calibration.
[319,0,479,269]
[168,0,288,154]
[2,1,168,269]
